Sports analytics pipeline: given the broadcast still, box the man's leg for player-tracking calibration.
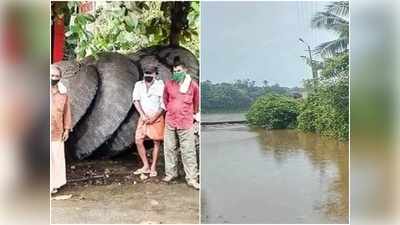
[178,127,198,182]
[134,118,150,174]
[150,140,161,174]
[163,126,178,179]
[135,139,150,171]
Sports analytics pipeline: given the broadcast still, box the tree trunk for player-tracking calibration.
[168,2,191,47]
[169,2,180,46]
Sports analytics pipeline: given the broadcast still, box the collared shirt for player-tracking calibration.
[51,89,72,141]
[163,80,199,129]
[132,79,165,116]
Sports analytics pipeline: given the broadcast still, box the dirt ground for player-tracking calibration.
[51,154,199,224]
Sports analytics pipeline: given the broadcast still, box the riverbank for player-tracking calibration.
[202,112,247,123]
[51,158,199,224]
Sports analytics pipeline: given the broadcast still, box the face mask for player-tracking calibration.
[144,76,154,83]
[51,79,59,86]
[172,71,186,82]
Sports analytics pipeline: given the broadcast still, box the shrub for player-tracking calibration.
[246,94,300,129]
[297,79,348,140]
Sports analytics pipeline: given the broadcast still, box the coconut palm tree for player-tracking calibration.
[311,1,349,57]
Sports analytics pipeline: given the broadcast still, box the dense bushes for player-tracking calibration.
[247,53,349,141]
[246,94,300,129]
[297,73,349,140]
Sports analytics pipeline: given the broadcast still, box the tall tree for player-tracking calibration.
[311,1,349,57]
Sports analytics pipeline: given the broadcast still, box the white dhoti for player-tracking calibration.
[50,141,66,190]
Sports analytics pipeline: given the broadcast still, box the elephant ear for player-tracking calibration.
[68,53,140,159]
[157,46,199,80]
[56,61,99,129]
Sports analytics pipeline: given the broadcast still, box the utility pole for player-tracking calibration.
[299,38,318,89]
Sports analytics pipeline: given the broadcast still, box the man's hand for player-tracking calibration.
[193,113,200,122]
[147,115,159,124]
[140,113,150,124]
[62,130,69,141]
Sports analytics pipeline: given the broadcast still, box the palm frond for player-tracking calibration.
[314,37,348,58]
[326,1,349,17]
[311,12,349,34]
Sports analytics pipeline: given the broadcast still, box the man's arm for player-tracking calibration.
[148,109,164,124]
[132,82,149,121]
[149,82,166,124]
[163,82,169,111]
[133,100,149,121]
[192,82,199,114]
[63,96,72,141]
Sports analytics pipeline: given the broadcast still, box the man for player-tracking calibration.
[132,66,165,177]
[162,59,200,189]
[50,64,71,193]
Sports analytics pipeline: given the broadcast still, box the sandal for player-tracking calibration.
[133,167,150,175]
[162,175,177,183]
[149,171,158,177]
[187,179,200,190]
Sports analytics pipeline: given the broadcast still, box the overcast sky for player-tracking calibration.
[201,1,337,87]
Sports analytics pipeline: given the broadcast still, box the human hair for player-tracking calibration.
[173,56,186,68]
[50,64,62,75]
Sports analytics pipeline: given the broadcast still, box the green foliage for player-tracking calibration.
[311,1,349,57]
[297,53,349,140]
[65,1,199,60]
[320,53,348,78]
[201,79,300,113]
[246,53,348,140]
[246,94,300,129]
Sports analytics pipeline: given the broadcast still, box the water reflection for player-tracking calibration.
[202,125,348,224]
[253,129,349,223]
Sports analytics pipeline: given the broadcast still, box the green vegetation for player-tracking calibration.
[246,94,300,129]
[246,2,349,140]
[201,79,302,113]
[246,52,348,139]
[297,53,348,140]
[62,1,199,60]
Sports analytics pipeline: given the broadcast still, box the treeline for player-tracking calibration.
[201,79,302,113]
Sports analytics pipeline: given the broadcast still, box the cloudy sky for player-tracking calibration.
[201,1,337,87]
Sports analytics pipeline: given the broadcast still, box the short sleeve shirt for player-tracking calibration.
[163,80,199,129]
[132,80,165,116]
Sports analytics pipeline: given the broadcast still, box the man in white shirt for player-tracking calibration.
[132,66,165,177]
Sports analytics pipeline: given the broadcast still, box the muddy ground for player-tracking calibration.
[51,153,199,224]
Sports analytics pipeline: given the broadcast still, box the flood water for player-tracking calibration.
[202,112,246,122]
[201,114,349,224]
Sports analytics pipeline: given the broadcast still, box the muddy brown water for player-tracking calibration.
[201,117,348,224]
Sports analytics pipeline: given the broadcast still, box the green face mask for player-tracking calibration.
[172,71,186,82]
